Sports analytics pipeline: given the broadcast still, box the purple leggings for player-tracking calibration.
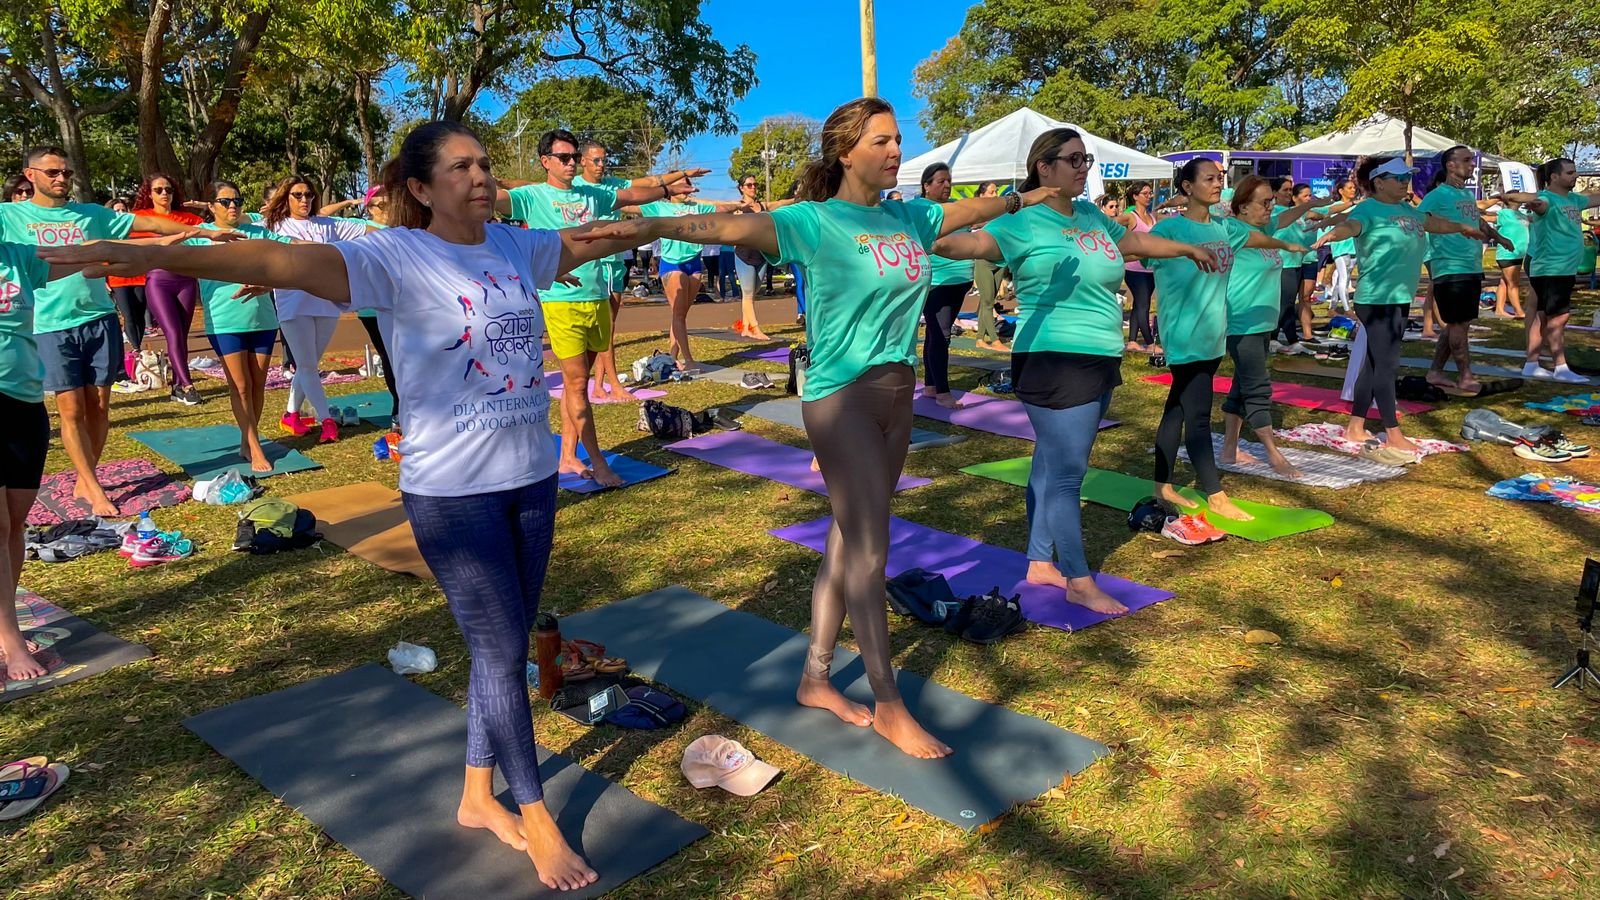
[147,268,200,387]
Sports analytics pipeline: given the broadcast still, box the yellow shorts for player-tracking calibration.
[544,300,612,360]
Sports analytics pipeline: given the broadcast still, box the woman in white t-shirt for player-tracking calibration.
[43,121,650,894]
[262,176,378,442]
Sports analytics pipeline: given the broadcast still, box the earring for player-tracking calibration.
[422,199,431,207]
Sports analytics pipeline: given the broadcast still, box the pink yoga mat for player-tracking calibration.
[912,391,1117,441]
[770,515,1172,633]
[27,459,191,526]
[666,431,930,496]
[544,371,665,403]
[1141,374,1434,416]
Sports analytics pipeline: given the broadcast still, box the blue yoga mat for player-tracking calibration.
[130,425,321,481]
[546,434,671,493]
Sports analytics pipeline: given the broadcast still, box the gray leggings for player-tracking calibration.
[801,362,915,702]
[1222,331,1274,431]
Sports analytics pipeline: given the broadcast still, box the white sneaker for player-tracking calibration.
[1523,363,1554,380]
[1552,366,1594,384]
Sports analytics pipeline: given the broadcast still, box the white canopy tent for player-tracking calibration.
[896,108,1172,199]
[1282,114,1505,164]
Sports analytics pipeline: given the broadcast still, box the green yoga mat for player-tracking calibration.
[960,459,1333,541]
[130,425,321,481]
[330,391,394,426]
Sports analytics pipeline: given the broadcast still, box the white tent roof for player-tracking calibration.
[897,107,1172,194]
[1282,114,1469,157]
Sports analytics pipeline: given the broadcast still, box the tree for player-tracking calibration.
[398,0,756,143]
[727,115,818,201]
[485,76,665,183]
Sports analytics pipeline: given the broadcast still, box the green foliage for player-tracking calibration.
[727,115,818,202]
[483,76,665,184]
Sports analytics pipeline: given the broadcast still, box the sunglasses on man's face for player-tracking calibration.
[289,191,315,200]
[28,167,72,180]
[545,152,580,165]
[213,197,244,207]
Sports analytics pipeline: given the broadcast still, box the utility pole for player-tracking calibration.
[860,0,878,97]
[761,120,776,198]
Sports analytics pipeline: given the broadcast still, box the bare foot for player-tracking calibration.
[558,456,593,482]
[935,393,963,409]
[1421,331,1437,341]
[872,700,952,759]
[1148,343,1164,355]
[523,805,598,892]
[1206,493,1254,521]
[458,795,527,851]
[809,456,820,472]
[589,460,624,489]
[1065,576,1129,615]
[248,442,273,473]
[1387,434,1421,454]
[604,378,631,397]
[1425,370,1457,389]
[1156,483,1200,511]
[1,637,48,681]
[1219,444,1239,466]
[976,339,1009,352]
[1344,424,1371,444]
[1125,341,1142,352]
[81,490,121,518]
[744,326,772,340]
[796,674,872,726]
[1026,560,1070,590]
[1264,453,1304,480]
[1456,378,1482,395]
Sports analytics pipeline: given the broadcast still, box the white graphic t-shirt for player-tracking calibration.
[269,215,374,319]
[338,224,562,497]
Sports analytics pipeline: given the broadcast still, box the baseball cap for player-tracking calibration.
[1371,158,1418,179]
[680,735,780,796]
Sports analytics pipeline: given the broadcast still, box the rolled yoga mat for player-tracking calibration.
[130,425,321,481]
[735,397,967,451]
[560,586,1110,829]
[665,430,931,496]
[5,589,152,703]
[771,515,1172,632]
[184,664,707,899]
[1140,374,1435,417]
[912,391,1117,441]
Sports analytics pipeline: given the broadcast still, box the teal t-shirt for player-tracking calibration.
[764,198,944,401]
[1418,183,1484,277]
[639,200,717,263]
[576,174,631,268]
[507,182,617,302]
[188,223,290,335]
[911,198,975,286]
[1494,207,1529,260]
[1271,205,1317,267]
[0,201,134,333]
[1347,199,1426,305]
[1150,214,1248,364]
[1223,218,1286,336]
[1529,190,1587,277]
[0,241,50,403]
[982,201,1127,356]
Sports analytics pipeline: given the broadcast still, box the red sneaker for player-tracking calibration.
[318,417,338,443]
[279,412,309,436]
[1161,513,1227,545]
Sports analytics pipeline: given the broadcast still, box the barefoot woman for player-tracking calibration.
[45,121,657,892]
[577,98,1055,758]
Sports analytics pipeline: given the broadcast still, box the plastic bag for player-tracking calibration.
[194,469,254,505]
[387,641,438,674]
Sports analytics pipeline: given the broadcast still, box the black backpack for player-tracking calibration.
[637,399,712,440]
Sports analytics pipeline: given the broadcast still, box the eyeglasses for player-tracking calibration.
[11,188,32,198]
[288,191,315,200]
[1378,174,1413,184]
[544,152,580,165]
[741,182,757,188]
[1049,152,1096,169]
[151,186,174,194]
[27,167,73,180]
[213,197,244,207]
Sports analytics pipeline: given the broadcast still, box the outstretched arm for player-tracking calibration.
[937,187,1059,235]
[130,214,224,236]
[1312,219,1362,248]
[1118,232,1220,270]
[931,231,1002,262]
[1245,231,1306,253]
[38,239,350,302]
[1423,214,1483,239]
[1495,192,1548,215]
[562,213,777,276]
[626,168,711,189]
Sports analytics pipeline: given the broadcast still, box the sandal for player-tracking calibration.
[0,762,68,821]
[592,656,629,675]
[559,643,595,681]
[568,639,606,660]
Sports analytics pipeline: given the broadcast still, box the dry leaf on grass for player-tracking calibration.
[1563,736,1600,749]
[1512,794,1553,803]
[976,817,1004,834]
[1494,686,1520,694]
[1244,629,1281,645]
[1538,867,1568,880]
[86,845,105,861]
[1447,867,1465,880]
[1151,549,1185,559]
[1433,840,1451,858]
[1478,826,1514,844]
[771,851,798,865]
[1491,766,1526,779]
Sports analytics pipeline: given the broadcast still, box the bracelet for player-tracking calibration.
[1005,192,1023,214]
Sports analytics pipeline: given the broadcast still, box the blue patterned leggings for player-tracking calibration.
[403,474,557,805]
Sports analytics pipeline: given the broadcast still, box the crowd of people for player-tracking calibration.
[3,96,1598,891]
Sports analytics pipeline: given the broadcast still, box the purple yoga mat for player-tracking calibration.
[770,515,1172,633]
[544,370,666,402]
[667,431,931,496]
[911,391,1116,442]
[738,346,791,362]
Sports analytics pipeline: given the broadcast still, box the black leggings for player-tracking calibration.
[1125,270,1155,345]
[1274,268,1301,345]
[921,281,972,394]
[1222,331,1273,431]
[358,315,399,424]
[1350,303,1406,429]
[801,363,914,703]
[113,285,148,349]
[1154,357,1223,495]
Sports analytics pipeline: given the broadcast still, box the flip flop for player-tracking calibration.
[0,762,68,821]
[568,638,606,659]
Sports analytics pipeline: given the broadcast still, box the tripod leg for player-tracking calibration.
[1583,667,1600,690]
[1554,664,1585,689]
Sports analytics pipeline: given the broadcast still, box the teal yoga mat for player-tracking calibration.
[329,391,394,426]
[130,425,321,481]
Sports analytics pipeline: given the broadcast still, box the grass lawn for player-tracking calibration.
[6,292,1600,899]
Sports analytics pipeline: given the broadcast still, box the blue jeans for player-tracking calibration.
[1023,391,1112,578]
[792,264,807,316]
[402,474,557,805]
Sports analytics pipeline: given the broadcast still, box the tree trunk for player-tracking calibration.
[354,72,379,184]
[14,15,95,200]
[183,8,271,195]
[136,0,185,187]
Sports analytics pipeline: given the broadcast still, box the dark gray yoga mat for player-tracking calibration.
[5,589,151,703]
[561,587,1108,829]
[735,397,966,451]
[184,664,707,899]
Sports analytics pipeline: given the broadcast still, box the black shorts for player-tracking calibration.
[1298,262,1319,282]
[1432,275,1483,325]
[0,393,50,490]
[1531,275,1576,317]
[1496,256,1526,269]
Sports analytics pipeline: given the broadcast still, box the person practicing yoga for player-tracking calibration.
[572,97,1057,760]
[1498,157,1600,384]
[1267,178,1325,353]
[1491,200,1529,318]
[1150,158,1298,521]
[45,120,671,893]
[1116,181,1161,353]
[1217,175,1313,478]
[636,190,754,372]
[730,175,797,339]
[1325,178,1360,311]
[130,172,206,405]
[1417,145,1512,393]
[971,181,1009,351]
[932,129,1214,615]
[1313,157,1485,450]
[911,162,973,409]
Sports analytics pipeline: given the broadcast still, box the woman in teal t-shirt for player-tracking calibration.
[577,97,1055,762]
[1149,158,1291,522]
[1219,176,1311,479]
[1499,157,1600,383]
[1492,203,1529,318]
[931,129,1213,615]
[636,194,744,371]
[911,162,974,408]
